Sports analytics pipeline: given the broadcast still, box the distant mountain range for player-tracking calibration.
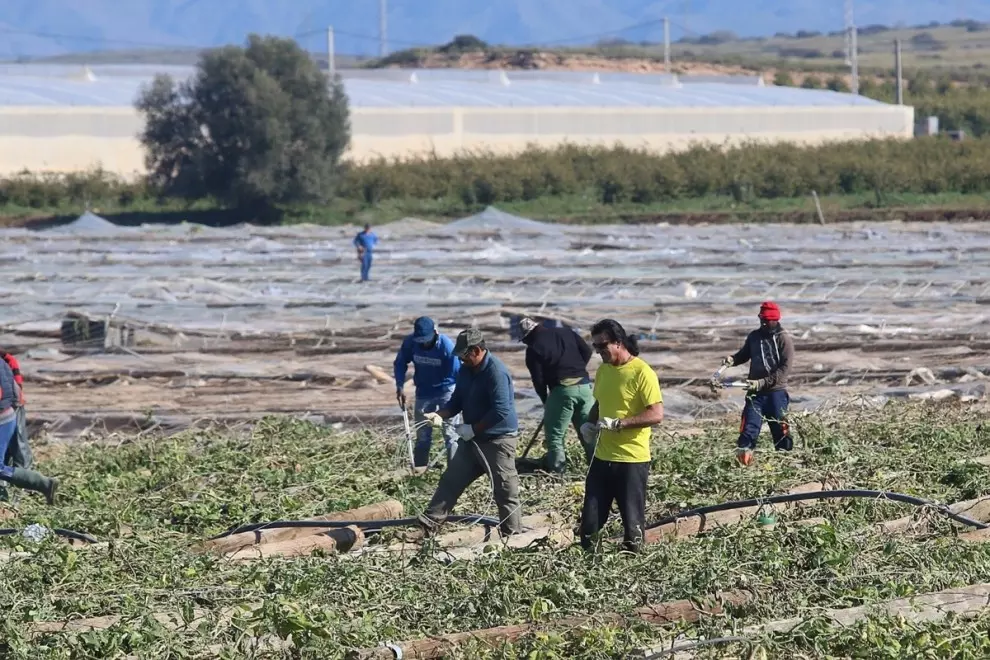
[1,0,986,60]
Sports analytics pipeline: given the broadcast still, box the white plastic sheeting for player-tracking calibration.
[0,65,889,108]
[0,206,987,341]
[3,207,990,425]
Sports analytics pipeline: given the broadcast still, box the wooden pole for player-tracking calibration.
[225,526,364,560]
[633,583,990,658]
[812,190,826,225]
[196,499,403,554]
[346,591,752,660]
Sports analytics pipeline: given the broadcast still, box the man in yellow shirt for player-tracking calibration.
[579,319,664,553]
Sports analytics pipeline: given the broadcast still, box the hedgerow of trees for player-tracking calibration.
[5,138,990,214]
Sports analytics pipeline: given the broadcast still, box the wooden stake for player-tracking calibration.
[812,190,826,225]
[225,526,364,560]
[878,492,990,535]
[195,499,403,554]
[346,590,752,660]
[632,583,990,658]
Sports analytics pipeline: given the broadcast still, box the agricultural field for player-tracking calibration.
[4,389,990,657]
[2,210,990,657]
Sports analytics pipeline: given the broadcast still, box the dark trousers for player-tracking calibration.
[738,389,793,451]
[422,435,522,536]
[580,459,649,552]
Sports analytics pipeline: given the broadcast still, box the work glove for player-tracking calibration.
[579,422,599,445]
[721,355,735,368]
[455,423,475,441]
[423,412,444,428]
[396,389,407,409]
[597,417,621,432]
[745,379,762,393]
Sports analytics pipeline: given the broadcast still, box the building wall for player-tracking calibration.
[0,104,916,177]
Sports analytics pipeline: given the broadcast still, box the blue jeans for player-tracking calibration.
[0,417,16,480]
[413,389,460,467]
[360,253,373,281]
[737,390,793,451]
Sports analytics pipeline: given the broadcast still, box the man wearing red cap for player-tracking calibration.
[721,301,795,466]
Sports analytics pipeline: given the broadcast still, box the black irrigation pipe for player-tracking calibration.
[644,489,990,531]
[213,490,989,544]
[0,528,99,544]
[208,514,501,541]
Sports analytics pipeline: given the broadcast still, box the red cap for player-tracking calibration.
[759,301,781,321]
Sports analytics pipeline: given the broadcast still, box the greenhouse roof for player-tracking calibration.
[0,63,892,109]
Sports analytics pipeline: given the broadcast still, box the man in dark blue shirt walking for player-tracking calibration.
[418,328,523,537]
[352,223,378,282]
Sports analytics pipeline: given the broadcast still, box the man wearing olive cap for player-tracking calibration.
[419,328,523,537]
[393,317,461,468]
[721,301,795,466]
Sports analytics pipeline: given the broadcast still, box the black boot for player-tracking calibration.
[515,457,544,474]
[5,468,58,505]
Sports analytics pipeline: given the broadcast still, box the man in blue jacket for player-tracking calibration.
[418,328,523,537]
[394,317,461,467]
[353,223,378,282]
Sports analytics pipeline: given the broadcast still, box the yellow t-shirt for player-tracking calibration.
[593,357,663,463]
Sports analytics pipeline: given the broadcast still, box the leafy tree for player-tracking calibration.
[136,34,350,212]
[826,75,851,92]
[858,77,879,97]
[773,70,795,86]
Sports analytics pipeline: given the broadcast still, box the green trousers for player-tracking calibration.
[541,382,595,472]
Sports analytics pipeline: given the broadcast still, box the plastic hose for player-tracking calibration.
[0,528,99,544]
[644,489,990,531]
[208,514,501,541]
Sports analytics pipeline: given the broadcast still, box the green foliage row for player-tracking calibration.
[8,135,990,215]
[301,137,990,206]
[0,169,152,210]
[906,90,990,137]
[768,72,990,137]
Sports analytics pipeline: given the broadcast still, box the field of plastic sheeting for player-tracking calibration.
[1,206,988,437]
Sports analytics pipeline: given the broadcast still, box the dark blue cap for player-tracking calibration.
[412,317,436,343]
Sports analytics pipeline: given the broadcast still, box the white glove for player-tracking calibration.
[455,423,475,441]
[580,422,599,445]
[423,412,444,428]
[721,355,734,367]
[598,417,621,432]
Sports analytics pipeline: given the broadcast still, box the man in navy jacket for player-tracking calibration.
[394,317,461,467]
[418,328,523,537]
